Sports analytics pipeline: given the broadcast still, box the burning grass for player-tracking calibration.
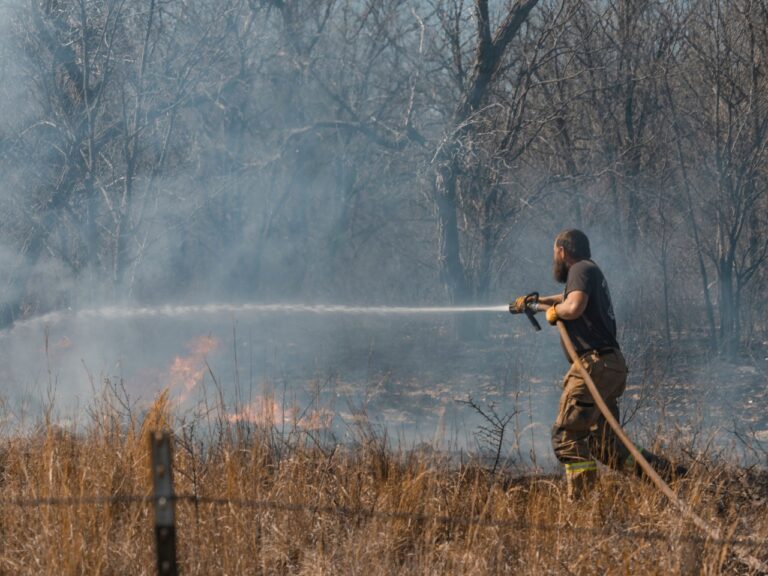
[0,388,765,575]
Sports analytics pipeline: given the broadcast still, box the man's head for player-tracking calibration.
[553,229,591,283]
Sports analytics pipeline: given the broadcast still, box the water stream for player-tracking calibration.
[12,303,511,329]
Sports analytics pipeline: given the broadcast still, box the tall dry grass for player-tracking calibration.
[0,385,765,575]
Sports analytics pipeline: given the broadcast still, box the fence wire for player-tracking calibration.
[0,491,763,550]
[0,494,153,506]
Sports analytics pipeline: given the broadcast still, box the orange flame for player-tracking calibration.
[228,393,291,426]
[167,335,219,401]
[229,393,334,430]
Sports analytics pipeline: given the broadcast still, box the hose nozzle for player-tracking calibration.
[509,292,541,331]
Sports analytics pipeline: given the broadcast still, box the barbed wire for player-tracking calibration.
[177,494,766,548]
[0,491,764,550]
[0,494,152,506]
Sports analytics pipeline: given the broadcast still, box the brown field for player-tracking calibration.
[0,388,766,576]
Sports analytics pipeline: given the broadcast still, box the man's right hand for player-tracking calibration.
[510,294,535,314]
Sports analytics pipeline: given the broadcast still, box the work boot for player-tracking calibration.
[565,460,597,501]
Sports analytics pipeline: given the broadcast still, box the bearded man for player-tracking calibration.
[512,229,682,499]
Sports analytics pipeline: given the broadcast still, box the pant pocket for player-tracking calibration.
[560,397,597,432]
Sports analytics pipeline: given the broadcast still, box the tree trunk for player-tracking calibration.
[434,161,470,305]
[718,258,738,360]
[661,247,672,348]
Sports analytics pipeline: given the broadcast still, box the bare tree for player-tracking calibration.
[676,0,768,358]
[430,0,539,312]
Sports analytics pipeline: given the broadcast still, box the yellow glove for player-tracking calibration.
[546,305,559,325]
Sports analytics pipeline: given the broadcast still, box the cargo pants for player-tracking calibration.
[551,349,630,499]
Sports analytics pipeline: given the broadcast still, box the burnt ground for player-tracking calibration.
[0,312,766,470]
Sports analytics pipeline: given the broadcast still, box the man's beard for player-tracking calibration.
[553,258,568,284]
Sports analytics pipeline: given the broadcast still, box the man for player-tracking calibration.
[512,229,682,499]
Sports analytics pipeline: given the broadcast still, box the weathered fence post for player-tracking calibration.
[151,431,178,576]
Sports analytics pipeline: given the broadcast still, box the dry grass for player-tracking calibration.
[0,388,765,575]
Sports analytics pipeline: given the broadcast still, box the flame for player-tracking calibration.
[229,393,334,430]
[298,407,334,431]
[227,393,292,426]
[167,335,219,401]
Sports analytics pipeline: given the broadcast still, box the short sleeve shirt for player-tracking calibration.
[562,259,619,356]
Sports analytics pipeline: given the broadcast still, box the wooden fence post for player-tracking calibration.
[151,431,178,576]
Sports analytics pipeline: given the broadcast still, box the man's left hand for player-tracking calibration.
[546,305,559,325]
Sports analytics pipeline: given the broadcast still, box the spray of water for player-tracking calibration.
[12,303,511,330]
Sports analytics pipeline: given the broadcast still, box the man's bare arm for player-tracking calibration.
[553,290,588,320]
[537,293,564,306]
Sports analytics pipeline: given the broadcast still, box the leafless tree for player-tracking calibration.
[674,0,768,358]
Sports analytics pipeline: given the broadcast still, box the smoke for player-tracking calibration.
[0,0,762,467]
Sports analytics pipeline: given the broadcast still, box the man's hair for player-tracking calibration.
[555,229,591,260]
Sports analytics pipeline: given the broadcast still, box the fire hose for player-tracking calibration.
[511,297,767,573]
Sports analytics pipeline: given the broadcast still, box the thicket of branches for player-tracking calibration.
[0,0,767,358]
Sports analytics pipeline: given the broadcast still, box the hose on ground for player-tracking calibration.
[556,320,767,574]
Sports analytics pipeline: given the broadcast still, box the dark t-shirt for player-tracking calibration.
[562,259,619,356]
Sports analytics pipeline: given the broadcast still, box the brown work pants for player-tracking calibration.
[551,350,630,478]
